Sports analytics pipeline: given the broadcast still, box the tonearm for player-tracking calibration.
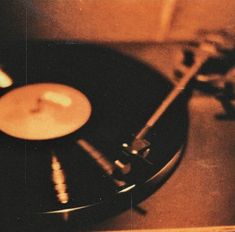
[118,34,234,170]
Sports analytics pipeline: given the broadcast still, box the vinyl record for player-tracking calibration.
[0,42,188,229]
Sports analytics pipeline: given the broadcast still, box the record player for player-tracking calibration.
[0,41,190,230]
[1,1,235,231]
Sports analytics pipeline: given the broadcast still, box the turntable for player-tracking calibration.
[1,0,235,231]
[0,41,191,230]
[3,35,235,232]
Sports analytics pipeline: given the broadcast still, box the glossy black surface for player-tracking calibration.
[0,42,188,229]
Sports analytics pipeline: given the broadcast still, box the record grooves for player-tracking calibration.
[0,41,188,229]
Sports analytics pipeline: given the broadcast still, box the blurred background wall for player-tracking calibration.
[1,0,235,43]
[1,0,235,82]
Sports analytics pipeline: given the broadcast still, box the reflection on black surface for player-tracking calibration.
[0,41,188,230]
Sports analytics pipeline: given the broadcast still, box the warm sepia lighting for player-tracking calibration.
[0,69,13,88]
[51,154,69,204]
[78,139,114,176]
[1,0,235,230]
[41,91,72,107]
[77,139,126,187]
[0,83,92,140]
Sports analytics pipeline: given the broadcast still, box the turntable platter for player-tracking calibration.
[0,83,91,140]
[0,42,188,230]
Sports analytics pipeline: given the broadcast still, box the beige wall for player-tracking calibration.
[2,0,235,42]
